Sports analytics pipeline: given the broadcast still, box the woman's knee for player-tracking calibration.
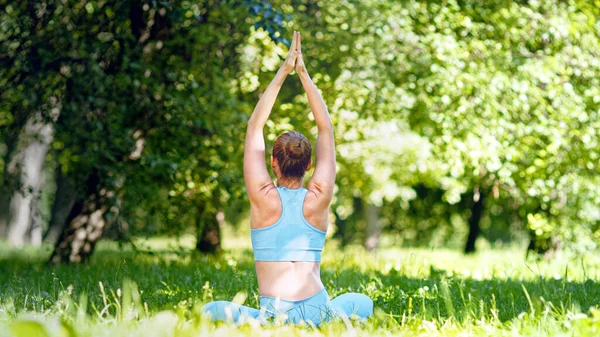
[201,301,235,320]
[331,293,373,319]
[201,301,263,323]
[201,301,218,316]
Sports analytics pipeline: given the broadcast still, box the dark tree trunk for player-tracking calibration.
[48,196,105,263]
[464,188,485,254]
[525,209,562,259]
[333,196,362,246]
[196,189,224,254]
[0,192,9,238]
[1,116,22,238]
[196,210,222,253]
[364,202,380,252]
[196,190,222,253]
[333,209,349,246]
[44,166,78,244]
[48,172,119,264]
[526,233,561,259]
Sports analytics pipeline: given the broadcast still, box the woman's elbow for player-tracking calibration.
[246,119,262,132]
[317,122,334,133]
[317,123,333,136]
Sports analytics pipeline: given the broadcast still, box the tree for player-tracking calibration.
[3,0,598,259]
[1,0,274,262]
[47,0,266,262]
[1,1,67,246]
[303,0,599,252]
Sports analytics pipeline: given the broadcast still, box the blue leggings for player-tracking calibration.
[201,288,373,325]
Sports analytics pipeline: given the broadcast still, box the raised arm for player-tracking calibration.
[295,32,336,202]
[244,32,299,202]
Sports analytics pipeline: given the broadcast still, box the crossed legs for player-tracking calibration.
[201,291,373,325]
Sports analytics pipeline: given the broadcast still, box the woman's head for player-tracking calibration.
[272,131,312,179]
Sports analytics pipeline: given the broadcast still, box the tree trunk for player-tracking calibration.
[48,184,123,264]
[1,133,14,238]
[44,166,78,244]
[464,188,485,254]
[333,209,349,246]
[196,198,222,253]
[0,193,9,238]
[333,196,362,246]
[48,194,107,264]
[0,147,12,238]
[364,202,380,252]
[525,208,562,259]
[7,104,59,247]
[196,212,222,253]
[28,180,44,246]
[526,233,561,259]
[48,170,122,264]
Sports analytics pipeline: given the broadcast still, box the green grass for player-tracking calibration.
[1,235,600,336]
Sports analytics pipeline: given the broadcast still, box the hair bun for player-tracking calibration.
[286,139,305,159]
[272,131,312,179]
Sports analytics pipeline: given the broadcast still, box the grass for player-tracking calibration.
[1,233,600,336]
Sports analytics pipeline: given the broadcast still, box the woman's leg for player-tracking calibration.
[261,289,332,326]
[330,293,373,319]
[201,301,263,324]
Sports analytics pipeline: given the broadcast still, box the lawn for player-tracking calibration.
[1,235,599,336]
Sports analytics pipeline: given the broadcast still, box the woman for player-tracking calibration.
[202,31,373,325]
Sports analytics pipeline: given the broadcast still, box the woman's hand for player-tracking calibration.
[294,31,307,76]
[280,31,300,75]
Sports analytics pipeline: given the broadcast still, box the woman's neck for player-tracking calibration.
[277,177,303,189]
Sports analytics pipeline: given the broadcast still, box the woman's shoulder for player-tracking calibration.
[303,184,332,212]
[302,186,330,232]
[249,184,283,229]
[305,181,333,202]
[248,183,281,213]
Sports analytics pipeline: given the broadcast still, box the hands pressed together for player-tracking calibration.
[281,31,307,76]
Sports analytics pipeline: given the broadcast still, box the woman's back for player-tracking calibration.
[251,185,329,300]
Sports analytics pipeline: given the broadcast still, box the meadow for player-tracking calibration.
[1,234,599,337]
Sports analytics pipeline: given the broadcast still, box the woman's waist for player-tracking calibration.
[259,287,330,309]
[255,261,323,300]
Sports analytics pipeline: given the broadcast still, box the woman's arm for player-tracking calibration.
[295,33,336,202]
[244,32,299,202]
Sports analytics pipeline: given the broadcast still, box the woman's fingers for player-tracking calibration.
[288,31,297,55]
[296,31,301,52]
[288,51,298,64]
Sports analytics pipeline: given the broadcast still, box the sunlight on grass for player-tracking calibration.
[1,237,600,336]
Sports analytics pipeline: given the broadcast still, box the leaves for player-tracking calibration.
[1,0,598,250]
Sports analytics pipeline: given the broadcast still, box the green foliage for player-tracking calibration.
[296,0,600,248]
[1,0,277,240]
[1,0,598,251]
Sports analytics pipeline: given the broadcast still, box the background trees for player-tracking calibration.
[308,0,599,253]
[1,0,598,262]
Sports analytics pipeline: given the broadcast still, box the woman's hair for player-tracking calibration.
[272,131,312,178]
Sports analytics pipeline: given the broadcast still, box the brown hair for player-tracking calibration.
[272,131,311,178]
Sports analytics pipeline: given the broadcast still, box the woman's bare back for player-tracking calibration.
[251,186,328,300]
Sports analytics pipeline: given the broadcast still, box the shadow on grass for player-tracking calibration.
[0,244,598,323]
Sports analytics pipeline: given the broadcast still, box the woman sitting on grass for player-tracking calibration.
[202,31,373,326]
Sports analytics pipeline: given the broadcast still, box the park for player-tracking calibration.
[1,0,599,336]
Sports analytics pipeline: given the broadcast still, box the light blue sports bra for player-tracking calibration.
[251,186,326,262]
